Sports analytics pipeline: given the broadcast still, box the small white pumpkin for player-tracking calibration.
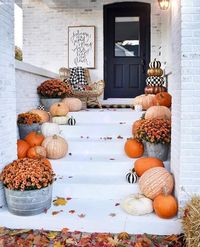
[42,135,68,159]
[121,194,153,216]
[52,116,69,125]
[41,122,60,137]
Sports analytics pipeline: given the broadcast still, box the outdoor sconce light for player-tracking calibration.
[158,0,170,10]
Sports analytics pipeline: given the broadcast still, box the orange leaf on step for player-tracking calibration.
[53,197,67,206]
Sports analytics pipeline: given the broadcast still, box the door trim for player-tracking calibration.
[103,2,151,99]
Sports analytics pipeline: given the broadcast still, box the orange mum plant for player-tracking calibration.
[135,118,171,144]
[37,79,72,98]
[17,112,41,125]
[0,158,54,191]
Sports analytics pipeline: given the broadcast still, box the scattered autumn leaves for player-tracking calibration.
[0,227,185,247]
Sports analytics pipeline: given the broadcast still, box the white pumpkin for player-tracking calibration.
[121,194,153,216]
[62,98,82,112]
[52,116,69,125]
[42,135,68,159]
[41,122,60,137]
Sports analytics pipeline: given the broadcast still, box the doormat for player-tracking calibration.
[88,104,134,109]
[0,227,185,247]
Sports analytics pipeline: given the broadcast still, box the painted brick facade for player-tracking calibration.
[0,0,17,170]
[22,0,168,80]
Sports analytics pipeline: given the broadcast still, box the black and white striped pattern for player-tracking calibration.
[68,116,76,126]
[126,171,138,183]
[146,76,164,86]
[149,59,161,69]
[69,67,88,91]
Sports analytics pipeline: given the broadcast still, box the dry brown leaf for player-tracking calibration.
[52,210,63,216]
[109,213,116,217]
[53,197,67,206]
[69,210,76,214]
[78,214,86,218]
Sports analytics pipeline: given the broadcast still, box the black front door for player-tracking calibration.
[104,2,150,99]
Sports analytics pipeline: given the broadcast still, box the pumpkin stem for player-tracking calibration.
[53,135,58,139]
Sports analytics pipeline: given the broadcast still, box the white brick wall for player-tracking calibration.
[22,0,168,80]
[0,0,17,170]
[15,61,58,114]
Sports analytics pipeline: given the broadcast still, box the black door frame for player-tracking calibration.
[103,2,151,99]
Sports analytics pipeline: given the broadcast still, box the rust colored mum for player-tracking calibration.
[17,112,41,125]
[0,158,54,191]
[135,118,171,144]
[37,79,72,98]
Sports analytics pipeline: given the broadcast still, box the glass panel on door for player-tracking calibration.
[115,17,140,57]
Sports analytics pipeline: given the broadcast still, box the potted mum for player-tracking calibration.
[37,79,72,111]
[17,112,41,139]
[135,118,171,161]
[0,158,54,216]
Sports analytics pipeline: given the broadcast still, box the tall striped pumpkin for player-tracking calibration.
[139,167,174,200]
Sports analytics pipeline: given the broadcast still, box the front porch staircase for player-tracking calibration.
[0,109,182,235]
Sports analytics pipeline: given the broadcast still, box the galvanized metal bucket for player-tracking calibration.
[18,123,41,139]
[146,142,169,161]
[40,98,61,111]
[5,185,53,216]
[0,182,5,207]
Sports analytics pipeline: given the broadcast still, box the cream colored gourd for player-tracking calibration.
[139,167,174,200]
[41,123,60,137]
[62,98,82,112]
[42,135,68,159]
[121,194,153,216]
[50,102,69,116]
[133,94,155,110]
[145,106,171,120]
[52,116,69,125]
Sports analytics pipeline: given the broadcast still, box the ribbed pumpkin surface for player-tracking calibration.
[139,167,174,200]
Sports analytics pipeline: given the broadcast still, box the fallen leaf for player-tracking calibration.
[115,203,120,207]
[117,135,123,139]
[68,176,73,178]
[109,213,116,217]
[53,241,65,247]
[61,228,69,235]
[53,197,67,206]
[52,210,63,216]
[47,231,58,239]
[65,238,76,245]
[110,158,115,160]
[119,122,126,124]
[78,213,86,218]
[66,197,72,201]
[69,210,76,214]
[69,153,72,156]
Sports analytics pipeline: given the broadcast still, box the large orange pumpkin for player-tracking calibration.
[27,146,46,159]
[24,131,45,147]
[153,193,178,219]
[124,138,144,158]
[17,139,30,158]
[30,109,50,123]
[134,157,164,177]
[154,92,172,108]
[133,94,155,110]
[145,106,171,120]
[50,102,69,116]
[132,119,145,136]
[139,167,174,200]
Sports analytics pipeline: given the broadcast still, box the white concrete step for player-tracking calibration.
[0,198,182,235]
[60,123,132,139]
[68,110,144,124]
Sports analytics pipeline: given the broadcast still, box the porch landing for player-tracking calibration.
[0,109,182,235]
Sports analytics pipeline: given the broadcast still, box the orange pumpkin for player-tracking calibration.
[154,92,172,108]
[145,106,171,120]
[132,119,145,136]
[17,139,30,158]
[153,193,178,219]
[30,109,49,123]
[133,94,155,110]
[24,131,45,147]
[134,157,164,177]
[139,167,174,200]
[49,102,69,116]
[27,146,46,159]
[124,138,144,158]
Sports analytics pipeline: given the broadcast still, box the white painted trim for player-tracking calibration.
[15,60,59,78]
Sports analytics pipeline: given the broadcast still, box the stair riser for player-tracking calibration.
[60,125,132,139]
[67,141,126,155]
[53,184,139,200]
[69,111,143,124]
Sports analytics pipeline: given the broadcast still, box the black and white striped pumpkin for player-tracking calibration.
[149,59,161,69]
[68,116,76,126]
[126,169,138,183]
